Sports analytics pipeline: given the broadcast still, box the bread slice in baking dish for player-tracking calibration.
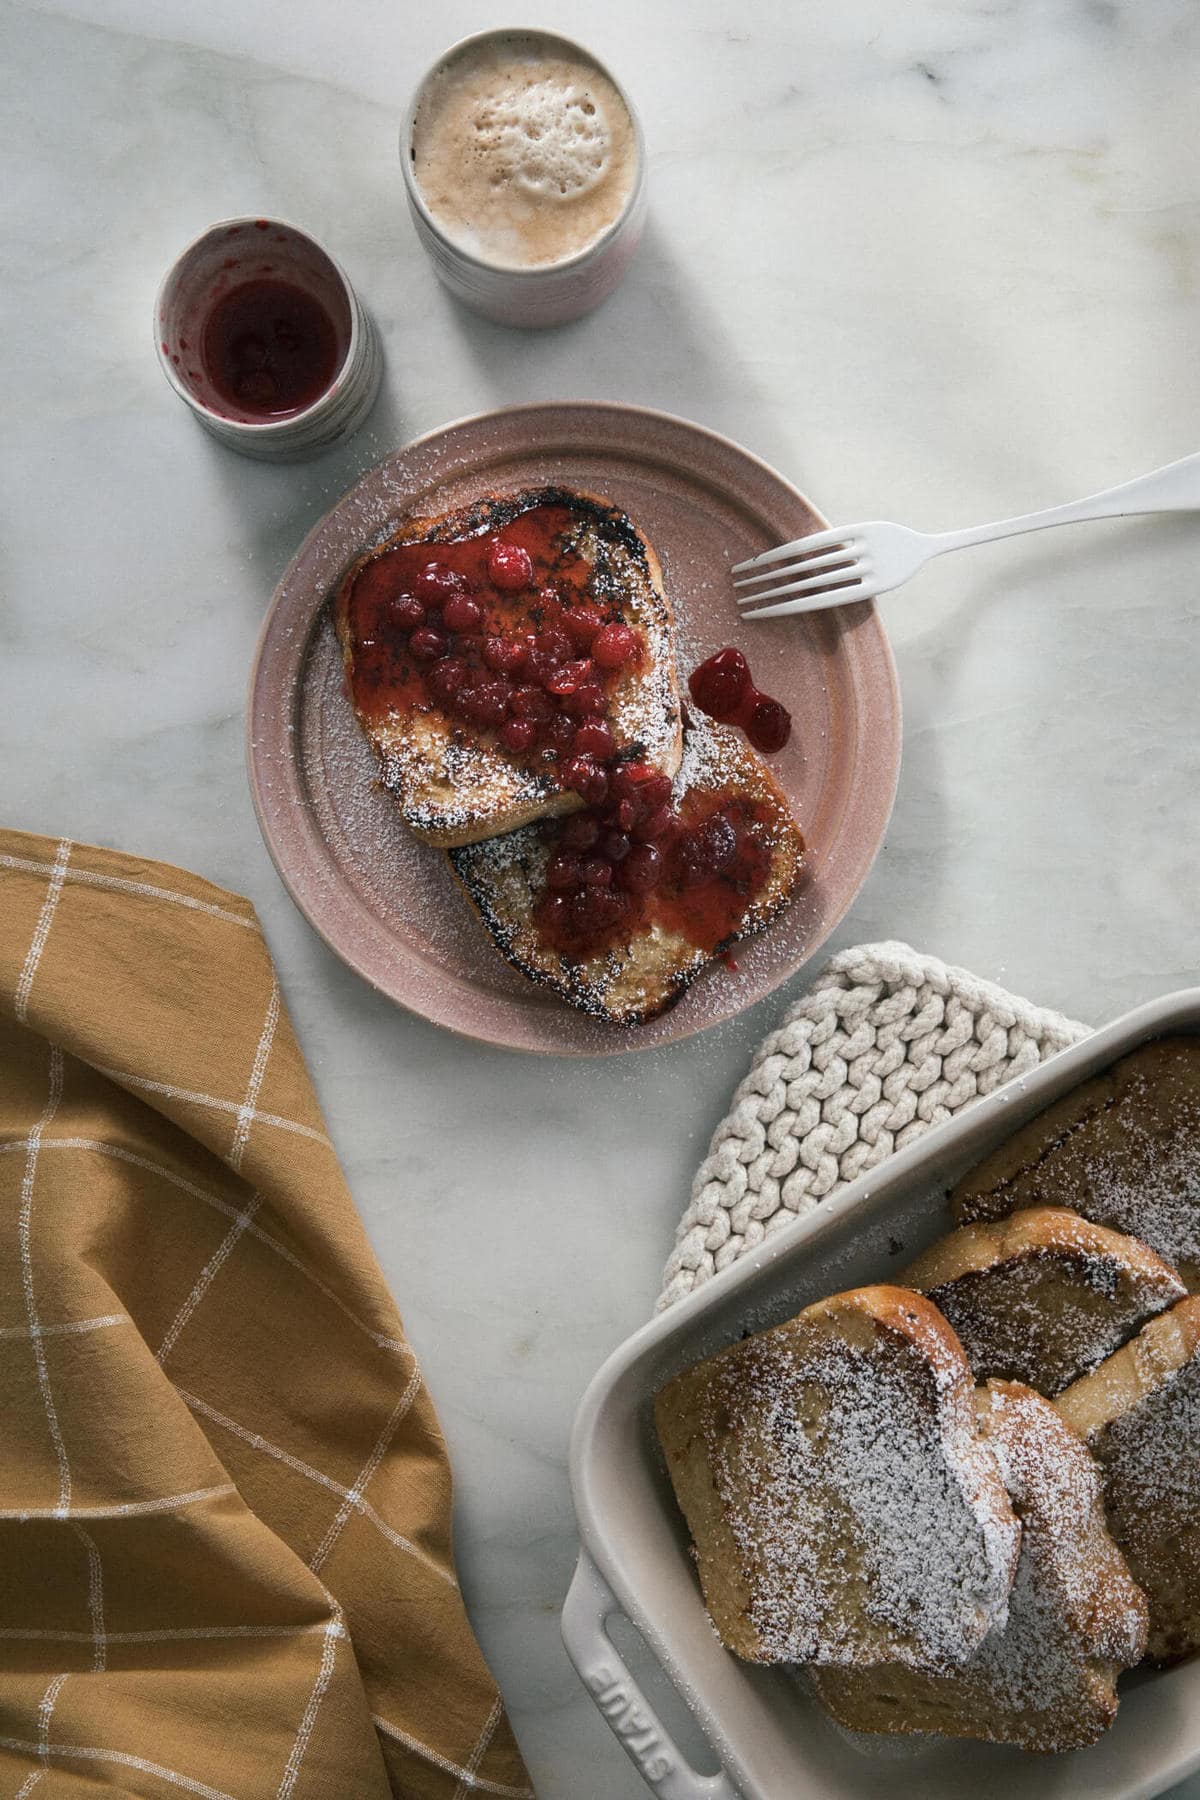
[951,1037,1200,1286]
[334,486,682,847]
[1055,1295,1200,1665]
[449,716,805,1026]
[809,1380,1148,1752]
[653,1285,1020,1670]
[902,1206,1185,1396]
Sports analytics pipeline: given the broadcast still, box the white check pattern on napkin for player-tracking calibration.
[659,942,1091,1310]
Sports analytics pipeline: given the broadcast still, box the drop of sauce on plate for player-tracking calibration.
[688,646,792,754]
[201,279,339,417]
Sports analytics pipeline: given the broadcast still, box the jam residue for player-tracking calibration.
[688,647,791,754]
[202,278,339,416]
[344,502,645,772]
[531,772,777,963]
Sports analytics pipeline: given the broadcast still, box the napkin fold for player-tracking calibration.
[0,829,530,1800]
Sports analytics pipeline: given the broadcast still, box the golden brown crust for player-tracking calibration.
[654,1285,1019,1670]
[810,1380,1148,1753]
[805,1283,983,1372]
[1053,1295,1200,1441]
[334,486,682,847]
[903,1207,1185,1395]
[448,717,805,1026]
[1054,1298,1200,1665]
[951,1038,1200,1286]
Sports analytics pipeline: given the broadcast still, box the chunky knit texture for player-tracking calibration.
[659,943,1090,1311]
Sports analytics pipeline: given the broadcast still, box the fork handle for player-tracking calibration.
[930,451,1200,555]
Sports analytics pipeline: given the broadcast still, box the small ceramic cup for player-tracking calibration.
[154,218,382,461]
[401,29,647,329]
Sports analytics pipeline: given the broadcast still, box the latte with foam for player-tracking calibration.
[411,33,638,271]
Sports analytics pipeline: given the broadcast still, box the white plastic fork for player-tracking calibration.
[732,451,1200,616]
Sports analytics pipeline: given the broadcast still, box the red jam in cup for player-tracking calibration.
[201,279,340,417]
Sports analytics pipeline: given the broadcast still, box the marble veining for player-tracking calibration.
[3,2,1199,1793]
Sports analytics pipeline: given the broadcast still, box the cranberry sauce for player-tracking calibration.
[655,794,775,951]
[202,279,340,416]
[347,511,788,968]
[688,647,791,755]
[343,504,644,769]
[531,763,776,964]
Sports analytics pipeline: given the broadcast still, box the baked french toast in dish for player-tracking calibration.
[654,1285,1021,1669]
[334,486,681,848]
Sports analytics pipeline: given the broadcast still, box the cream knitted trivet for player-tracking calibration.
[658,942,1091,1311]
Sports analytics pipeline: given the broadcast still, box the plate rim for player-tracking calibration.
[246,399,902,1056]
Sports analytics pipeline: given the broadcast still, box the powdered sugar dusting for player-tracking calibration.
[1094,1349,1200,1662]
[378,726,558,836]
[1085,1112,1200,1270]
[982,1383,1146,1668]
[956,1041,1200,1273]
[673,707,745,795]
[810,1381,1147,1750]
[919,1228,1184,1396]
[680,1310,1018,1669]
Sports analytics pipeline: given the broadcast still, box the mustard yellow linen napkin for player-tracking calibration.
[0,828,530,1800]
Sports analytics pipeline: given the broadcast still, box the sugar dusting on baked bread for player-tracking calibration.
[904,1207,1185,1396]
[1088,1357,1200,1665]
[952,1039,1200,1283]
[810,1380,1148,1751]
[1055,1296,1200,1665]
[655,1286,1019,1670]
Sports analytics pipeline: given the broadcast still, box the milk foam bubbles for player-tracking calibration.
[473,77,611,202]
[411,33,638,270]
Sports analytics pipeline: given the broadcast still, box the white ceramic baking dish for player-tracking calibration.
[563,988,1200,1800]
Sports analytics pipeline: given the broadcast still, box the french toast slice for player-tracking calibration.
[653,1286,1020,1670]
[810,1380,1148,1752]
[448,716,805,1026]
[951,1038,1200,1286]
[334,486,682,847]
[902,1206,1185,1396]
[1054,1296,1200,1664]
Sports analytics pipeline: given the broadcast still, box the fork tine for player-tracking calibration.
[734,546,858,592]
[733,563,865,607]
[742,576,868,620]
[730,527,843,574]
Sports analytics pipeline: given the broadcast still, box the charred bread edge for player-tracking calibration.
[446,844,798,1028]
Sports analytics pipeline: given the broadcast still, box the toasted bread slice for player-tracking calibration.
[902,1207,1185,1396]
[951,1038,1200,1286]
[810,1380,1148,1752]
[449,716,805,1026]
[1054,1296,1200,1664]
[334,486,682,847]
[653,1286,1020,1670]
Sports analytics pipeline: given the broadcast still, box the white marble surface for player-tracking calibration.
[4,0,1200,1792]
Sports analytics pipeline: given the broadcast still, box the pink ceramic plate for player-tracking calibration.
[247,403,901,1055]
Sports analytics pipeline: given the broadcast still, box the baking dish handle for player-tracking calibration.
[562,1549,741,1800]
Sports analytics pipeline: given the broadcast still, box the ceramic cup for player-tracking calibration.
[400,29,647,329]
[154,218,382,461]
